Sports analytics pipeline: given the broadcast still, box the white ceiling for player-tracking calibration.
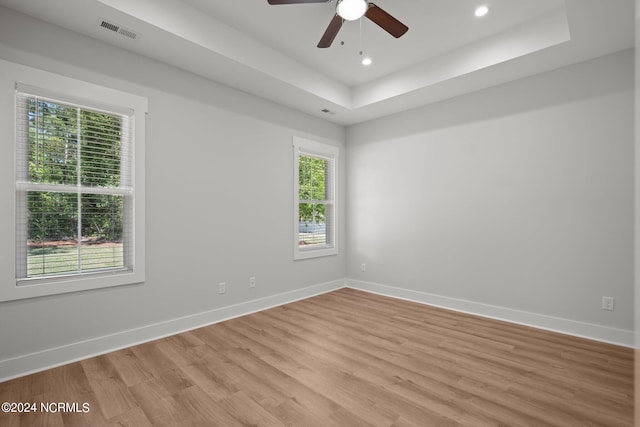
[0,0,634,125]
[182,0,565,86]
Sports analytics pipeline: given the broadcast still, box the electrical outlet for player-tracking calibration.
[249,277,256,288]
[218,282,226,294]
[361,263,366,272]
[601,296,614,311]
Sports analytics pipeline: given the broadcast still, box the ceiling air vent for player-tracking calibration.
[98,18,140,41]
[100,20,119,33]
[117,28,138,40]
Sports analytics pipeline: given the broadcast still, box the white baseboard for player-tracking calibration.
[347,279,634,348]
[0,279,346,382]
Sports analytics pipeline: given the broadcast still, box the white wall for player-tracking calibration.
[347,50,635,344]
[0,7,346,379]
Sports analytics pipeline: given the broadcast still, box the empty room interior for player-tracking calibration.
[0,0,638,426]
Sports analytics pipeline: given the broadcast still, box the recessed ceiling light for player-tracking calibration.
[362,57,372,66]
[475,5,489,17]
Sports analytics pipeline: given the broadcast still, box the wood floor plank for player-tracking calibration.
[105,405,153,427]
[216,390,287,427]
[128,380,183,427]
[106,348,156,388]
[0,288,634,426]
[80,355,139,420]
[172,385,245,427]
[270,397,334,427]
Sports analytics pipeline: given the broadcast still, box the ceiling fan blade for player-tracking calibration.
[317,14,343,48]
[365,3,408,38]
[268,0,329,4]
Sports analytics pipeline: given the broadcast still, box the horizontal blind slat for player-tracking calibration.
[16,182,133,195]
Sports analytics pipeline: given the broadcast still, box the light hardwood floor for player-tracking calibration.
[0,288,634,426]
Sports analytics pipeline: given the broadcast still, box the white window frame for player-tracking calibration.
[0,60,146,301]
[293,136,339,260]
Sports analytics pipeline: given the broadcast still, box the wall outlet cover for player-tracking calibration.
[601,296,614,311]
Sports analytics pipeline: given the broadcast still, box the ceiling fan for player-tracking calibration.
[267,0,409,48]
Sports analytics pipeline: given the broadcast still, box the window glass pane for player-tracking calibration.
[27,99,123,188]
[81,193,124,245]
[298,155,327,201]
[27,190,78,277]
[27,190,78,243]
[25,191,125,278]
[28,99,79,185]
[81,110,122,188]
[298,203,327,247]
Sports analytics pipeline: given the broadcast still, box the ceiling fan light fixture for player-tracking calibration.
[337,0,367,21]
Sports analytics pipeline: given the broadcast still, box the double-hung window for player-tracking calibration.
[16,88,133,279]
[293,137,338,260]
[1,61,146,301]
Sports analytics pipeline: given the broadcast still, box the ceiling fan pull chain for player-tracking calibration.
[359,15,363,55]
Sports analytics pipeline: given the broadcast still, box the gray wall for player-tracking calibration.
[0,7,346,370]
[347,50,634,335]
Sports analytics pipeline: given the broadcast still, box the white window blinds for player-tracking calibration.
[15,89,134,280]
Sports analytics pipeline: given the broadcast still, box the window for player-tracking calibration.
[0,61,146,302]
[293,137,338,260]
[16,89,133,280]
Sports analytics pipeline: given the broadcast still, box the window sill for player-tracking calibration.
[1,269,144,302]
[294,246,339,260]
